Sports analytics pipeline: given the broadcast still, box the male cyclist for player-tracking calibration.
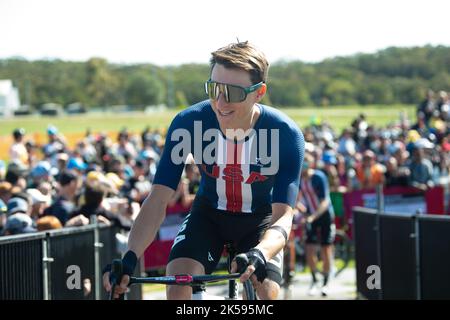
[299,153,335,297]
[103,41,304,300]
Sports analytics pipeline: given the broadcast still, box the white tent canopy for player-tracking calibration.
[0,79,21,116]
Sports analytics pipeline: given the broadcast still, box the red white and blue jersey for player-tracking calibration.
[153,100,304,214]
[300,170,334,216]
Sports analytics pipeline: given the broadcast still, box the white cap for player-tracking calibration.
[26,188,51,205]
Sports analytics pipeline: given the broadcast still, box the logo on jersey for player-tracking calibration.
[200,164,268,184]
[170,121,279,175]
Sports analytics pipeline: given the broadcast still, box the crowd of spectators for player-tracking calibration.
[1,90,449,237]
[304,90,450,194]
[0,124,201,242]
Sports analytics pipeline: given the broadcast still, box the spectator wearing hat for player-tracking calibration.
[320,151,342,192]
[7,197,30,216]
[3,213,36,235]
[43,125,67,158]
[26,188,51,219]
[9,128,29,167]
[409,146,434,191]
[29,161,53,188]
[43,171,78,225]
[67,157,87,175]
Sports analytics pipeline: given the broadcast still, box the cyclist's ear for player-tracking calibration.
[257,84,267,98]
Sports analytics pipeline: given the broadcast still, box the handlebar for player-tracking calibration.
[108,258,251,300]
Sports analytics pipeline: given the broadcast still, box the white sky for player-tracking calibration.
[1,0,449,66]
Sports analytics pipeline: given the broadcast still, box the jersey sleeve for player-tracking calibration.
[272,125,305,207]
[153,112,192,191]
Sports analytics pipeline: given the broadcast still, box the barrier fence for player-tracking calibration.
[353,207,450,300]
[0,224,142,300]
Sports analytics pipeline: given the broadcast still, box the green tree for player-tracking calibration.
[125,72,164,107]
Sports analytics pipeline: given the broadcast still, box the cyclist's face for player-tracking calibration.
[210,63,262,131]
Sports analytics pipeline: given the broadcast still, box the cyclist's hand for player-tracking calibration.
[231,248,267,283]
[231,260,256,283]
[103,251,138,299]
[103,271,130,299]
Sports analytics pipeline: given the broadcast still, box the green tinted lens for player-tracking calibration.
[226,85,247,103]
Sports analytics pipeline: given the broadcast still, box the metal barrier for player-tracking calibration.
[353,207,450,300]
[0,233,45,299]
[0,224,142,300]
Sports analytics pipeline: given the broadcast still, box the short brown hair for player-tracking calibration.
[210,41,269,84]
[36,215,63,231]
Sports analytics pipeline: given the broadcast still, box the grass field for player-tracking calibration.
[0,104,415,160]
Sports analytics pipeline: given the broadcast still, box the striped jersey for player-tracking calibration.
[153,100,304,214]
[300,170,334,216]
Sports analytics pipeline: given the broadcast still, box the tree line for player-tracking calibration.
[0,45,449,109]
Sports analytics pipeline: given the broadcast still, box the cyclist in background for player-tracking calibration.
[299,153,335,297]
[103,41,305,300]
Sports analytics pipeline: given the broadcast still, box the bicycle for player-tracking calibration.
[109,243,256,300]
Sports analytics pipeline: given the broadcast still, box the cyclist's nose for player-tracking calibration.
[216,92,229,108]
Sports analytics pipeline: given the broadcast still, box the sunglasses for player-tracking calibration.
[205,80,264,103]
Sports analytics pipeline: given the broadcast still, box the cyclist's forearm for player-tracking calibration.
[256,204,293,260]
[127,187,172,258]
[311,199,330,220]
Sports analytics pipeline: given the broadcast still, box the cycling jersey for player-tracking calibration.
[300,169,334,217]
[300,169,336,245]
[154,100,304,213]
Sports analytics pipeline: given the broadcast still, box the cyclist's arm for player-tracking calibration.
[127,184,175,257]
[255,202,294,261]
[308,198,330,222]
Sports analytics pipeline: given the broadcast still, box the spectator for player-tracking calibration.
[9,128,28,167]
[28,161,53,188]
[7,197,30,216]
[26,188,51,220]
[417,89,435,126]
[337,128,356,158]
[355,150,385,190]
[3,213,36,235]
[43,171,78,225]
[5,161,28,191]
[66,182,132,231]
[384,157,410,187]
[409,145,434,191]
[0,181,13,204]
[67,157,87,176]
[43,125,67,158]
[36,215,63,231]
